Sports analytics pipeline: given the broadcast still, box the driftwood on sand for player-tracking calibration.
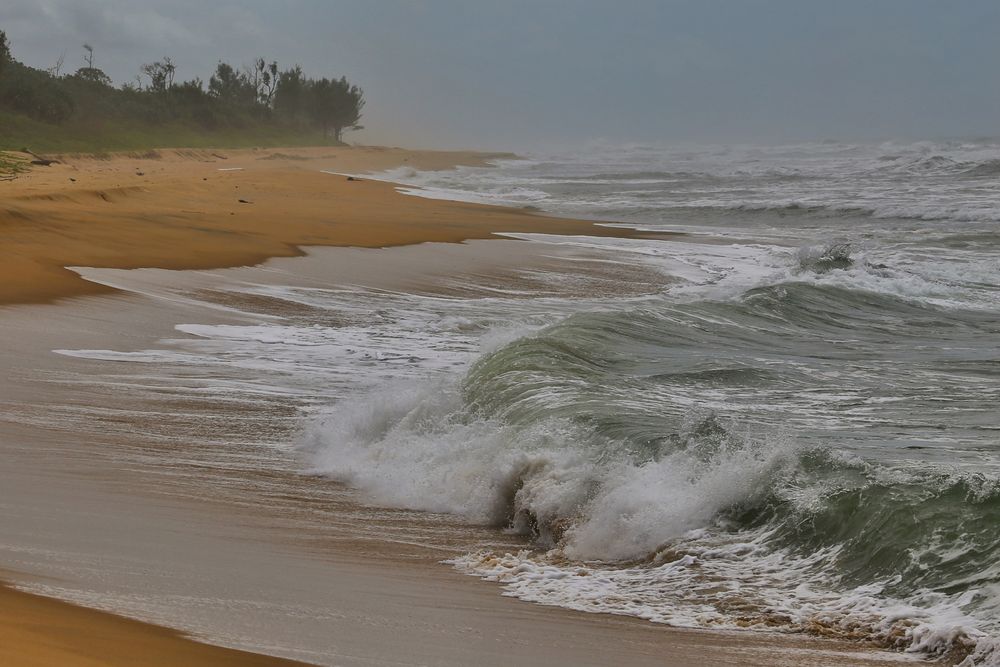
[22,148,61,166]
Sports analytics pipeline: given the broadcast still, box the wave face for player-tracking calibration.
[303,140,1000,664]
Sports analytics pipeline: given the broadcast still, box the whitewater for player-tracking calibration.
[59,140,1000,664]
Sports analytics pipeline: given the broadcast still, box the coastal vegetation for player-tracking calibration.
[0,30,364,153]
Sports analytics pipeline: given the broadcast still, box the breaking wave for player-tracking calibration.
[301,250,1000,662]
[299,139,1000,663]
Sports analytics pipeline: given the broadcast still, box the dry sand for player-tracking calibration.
[0,145,660,305]
[0,148,914,666]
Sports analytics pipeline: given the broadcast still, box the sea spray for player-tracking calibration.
[302,375,800,559]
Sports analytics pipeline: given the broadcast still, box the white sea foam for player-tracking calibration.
[451,549,996,664]
[300,374,800,559]
[363,140,1000,224]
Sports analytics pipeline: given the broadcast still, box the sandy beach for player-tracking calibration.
[0,146,663,305]
[0,147,917,666]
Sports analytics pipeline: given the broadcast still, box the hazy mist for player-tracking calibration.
[3,0,999,149]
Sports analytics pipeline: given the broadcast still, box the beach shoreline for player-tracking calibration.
[0,145,668,306]
[0,147,914,666]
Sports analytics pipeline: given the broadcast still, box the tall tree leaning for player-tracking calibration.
[0,30,10,77]
[307,76,364,142]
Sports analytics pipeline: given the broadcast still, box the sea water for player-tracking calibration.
[59,140,1000,664]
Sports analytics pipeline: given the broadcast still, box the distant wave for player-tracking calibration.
[882,154,963,174]
[963,158,1000,178]
[671,199,1000,223]
[872,153,1000,179]
[370,142,1000,224]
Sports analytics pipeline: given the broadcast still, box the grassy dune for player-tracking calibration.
[0,146,29,177]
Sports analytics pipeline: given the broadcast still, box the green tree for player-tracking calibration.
[0,36,367,148]
[0,30,10,78]
[273,66,308,123]
[140,58,175,92]
[73,67,113,87]
[307,76,364,142]
[248,57,279,107]
[168,78,221,128]
[0,61,74,122]
[208,61,255,107]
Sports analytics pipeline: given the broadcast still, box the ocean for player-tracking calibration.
[58,140,1000,664]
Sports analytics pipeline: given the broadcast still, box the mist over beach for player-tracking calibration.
[2,2,1000,666]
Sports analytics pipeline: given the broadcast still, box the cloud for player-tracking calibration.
[2,1,999,148]
[1,1,267,78]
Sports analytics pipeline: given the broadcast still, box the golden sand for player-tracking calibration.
[0,146,658,305]
[0,582,305,666]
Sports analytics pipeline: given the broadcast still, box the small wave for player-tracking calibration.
[671,199,1000,223]
[876,153,1000,180]
[583,170,694,181]
[963,159,1000,178]
[885,154,962,174]
[797,242,855,273]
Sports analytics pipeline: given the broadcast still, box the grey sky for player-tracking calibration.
[2,1,999,149]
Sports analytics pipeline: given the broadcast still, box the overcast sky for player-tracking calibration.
[2,0,999,149]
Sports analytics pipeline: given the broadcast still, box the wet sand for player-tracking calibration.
[0,583,308,667]
[0,149,914,666]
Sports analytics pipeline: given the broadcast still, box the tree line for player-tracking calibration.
[0,30,365,142]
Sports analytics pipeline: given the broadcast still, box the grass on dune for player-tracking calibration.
[0,148,29,178]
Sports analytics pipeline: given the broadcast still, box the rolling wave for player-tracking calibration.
[301,243,1000,662]
[302,140,1000,662]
